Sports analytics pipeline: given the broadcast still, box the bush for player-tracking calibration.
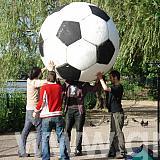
[84,92,97,110]
[122,76,157,100]
[0,92,26,133]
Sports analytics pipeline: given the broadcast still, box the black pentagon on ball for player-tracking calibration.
[56,21,81,46]
[97,39,115,64]
[56,63,81,81]
[39,34,44,57]
[89,5,110,22]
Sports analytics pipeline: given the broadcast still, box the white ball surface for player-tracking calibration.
[39,2,119,82]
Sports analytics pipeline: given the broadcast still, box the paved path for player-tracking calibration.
[0,101,158,160]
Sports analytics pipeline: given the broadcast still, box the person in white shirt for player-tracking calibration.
[18,62,54,157]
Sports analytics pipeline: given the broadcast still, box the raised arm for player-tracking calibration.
[46,60,56,71]
[97,72,111,92]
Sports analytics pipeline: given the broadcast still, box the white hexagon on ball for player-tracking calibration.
[67,39,97,70]
[40,12,62,40]
[59,2,93,22]
[80,14,109,46]
[42,37,67,67]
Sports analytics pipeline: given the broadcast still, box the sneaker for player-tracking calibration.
[18,153,30,157]
[74,150,82,156]
[115,152,126,159]
[35,154,42,158]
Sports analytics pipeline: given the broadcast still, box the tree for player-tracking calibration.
[101,0,160,76]
[0,0,59,81]
[0,0,159,82]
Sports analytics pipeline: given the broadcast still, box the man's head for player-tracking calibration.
[29,67,41,80]
[109,70,120,84]
[47,71,56,83]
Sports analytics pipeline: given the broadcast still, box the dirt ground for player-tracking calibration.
[0,100,158,160]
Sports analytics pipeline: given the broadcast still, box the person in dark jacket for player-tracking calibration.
[97,70,126,159]
[63,80,99,156]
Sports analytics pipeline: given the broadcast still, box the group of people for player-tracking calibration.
[18,62,126,160]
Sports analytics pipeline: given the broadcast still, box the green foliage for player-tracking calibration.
[121,76,157,100]
[122,78,142,100]
[0,92,26,132]
[105,0,160,76]
[84,92,97,109]
[0,0,60,81]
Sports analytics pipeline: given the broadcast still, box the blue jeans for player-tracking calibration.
[18,110,42,156]
[42,116,70,160]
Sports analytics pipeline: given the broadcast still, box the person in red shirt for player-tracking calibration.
[33,71,69,160]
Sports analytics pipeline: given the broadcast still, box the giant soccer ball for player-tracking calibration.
[39,2,119,82]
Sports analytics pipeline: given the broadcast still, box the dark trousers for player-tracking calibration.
[65,108,85,152]
[109,112,126,154]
